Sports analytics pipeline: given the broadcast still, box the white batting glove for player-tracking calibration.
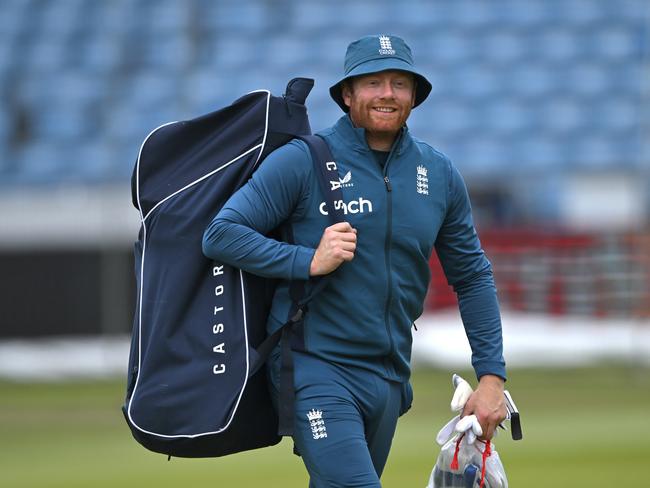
[455,414,483,445]
[450,373,473,411]
[436,373,474,445]
[430,374,509,488]
[436,374,487,445]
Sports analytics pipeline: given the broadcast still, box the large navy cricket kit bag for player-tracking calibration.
[122,77,344,458]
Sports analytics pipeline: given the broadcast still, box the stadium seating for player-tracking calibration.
[0,0,647,185]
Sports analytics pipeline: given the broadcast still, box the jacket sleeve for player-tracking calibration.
[202,140,315,280]
[434,159,507,381]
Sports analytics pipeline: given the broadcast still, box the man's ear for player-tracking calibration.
[411,80,417,107]
[341,81,353,108]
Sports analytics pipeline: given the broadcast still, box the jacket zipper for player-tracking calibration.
[374,128,404,360]
[383,173,394,356]
[382,148,396,357]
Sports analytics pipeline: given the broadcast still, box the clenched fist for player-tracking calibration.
[461,374,507,441]
[309,222,357,276]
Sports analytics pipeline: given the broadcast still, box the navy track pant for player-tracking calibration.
[269,351,407,487]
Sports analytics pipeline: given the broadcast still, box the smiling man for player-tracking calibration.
[203,35,507,487]
[341,70,416,150]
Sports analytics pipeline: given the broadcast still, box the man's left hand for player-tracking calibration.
[461,374,507,441]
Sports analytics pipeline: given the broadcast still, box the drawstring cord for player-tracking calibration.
[449,434,492,488]
[450,432,464,470]
[479,439,492,488]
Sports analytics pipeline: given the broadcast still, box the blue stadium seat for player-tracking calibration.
[420,97,476,137]
[121,73,178,111]
[0,109,9,163]
[144,0,191,34]
[558,0,607,27]
[12,142,66,183]
[336,1,392,31]
[138,33,193,73]
[596,98,639,134]
[608,64,643,94]
[539,98,585,135]
[479,30,527,65]
[0,39,14,82]
[0,0,646,185]
[264,34,313,71]
[40,0,86,38]
[31,102,98,143]
[572,135,620,168]
[452,1,499,31]
[56,73,108,106]
[500,0,551,28]
[509,64,558,100]
[451,66,503,101]
[22,35,69,74]
[519,137,566,169]
[106,101,180,150]
[595,25,640,61]
[67,142,117,182]
[209,36,264,72]
[293,1,341,34]
[424,31,477,67]
[0,2,25,41]
[183,68,229,114]
[306,36,350,71]
[460,136,508,172]
[97,0,139,37]
[75,33,123,74]
[537,27,581,65]
[485,100,531,135]
[211,1,268,34]
[566,62,612,99]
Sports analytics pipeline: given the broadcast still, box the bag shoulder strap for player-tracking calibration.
[249,134,342,373]
[296,134,345,225]
[249,135,344,437]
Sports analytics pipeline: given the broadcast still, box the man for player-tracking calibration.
[203,34,507,487]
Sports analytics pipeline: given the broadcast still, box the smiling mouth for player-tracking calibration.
[373,107,397,113]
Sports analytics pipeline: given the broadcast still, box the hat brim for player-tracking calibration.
[329,58,432,113]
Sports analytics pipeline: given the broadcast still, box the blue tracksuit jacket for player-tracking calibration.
[203,115,506,383]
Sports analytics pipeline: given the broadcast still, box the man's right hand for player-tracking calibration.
[309,222,357,276]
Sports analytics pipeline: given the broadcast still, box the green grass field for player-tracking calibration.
[1,365,649,487]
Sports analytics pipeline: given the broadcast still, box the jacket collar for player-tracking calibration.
[332,115,411,156]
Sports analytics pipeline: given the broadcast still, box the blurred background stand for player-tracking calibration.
[0,0,648,379]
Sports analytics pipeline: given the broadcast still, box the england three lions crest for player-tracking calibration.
[307,409,328,440]
[416,165,429,196]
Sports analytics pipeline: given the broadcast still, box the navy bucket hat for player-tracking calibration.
[330,34,432,112]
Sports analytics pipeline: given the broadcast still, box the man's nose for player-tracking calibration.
[378,81,395,99]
